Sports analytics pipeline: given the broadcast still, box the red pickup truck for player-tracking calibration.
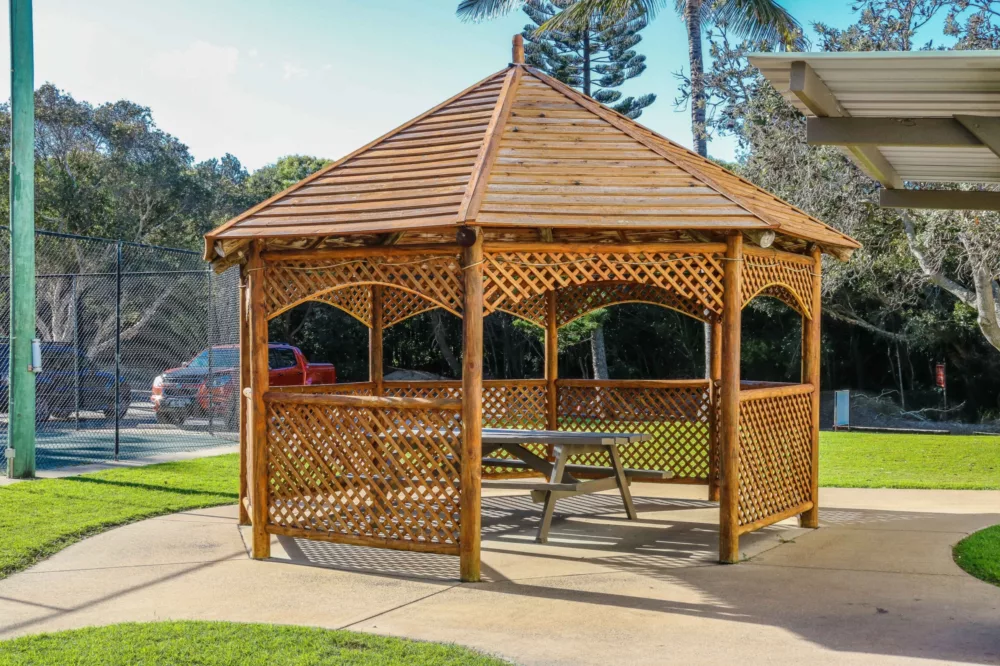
[151,344,336,427]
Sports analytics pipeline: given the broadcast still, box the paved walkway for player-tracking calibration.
[0,485,998,665]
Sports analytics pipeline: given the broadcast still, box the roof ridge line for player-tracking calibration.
[458,65,522,223]
[204,66,513,261]
[521,65,859,250]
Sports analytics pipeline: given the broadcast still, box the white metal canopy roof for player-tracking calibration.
[749,51,1000,209]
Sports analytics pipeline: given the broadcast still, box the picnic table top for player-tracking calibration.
[481,428,650,447]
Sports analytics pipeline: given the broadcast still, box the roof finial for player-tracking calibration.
[512,34,524,65]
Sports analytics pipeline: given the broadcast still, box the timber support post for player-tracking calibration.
[238,269,251,526]
[545,290,558,431]
[799,245,823,528]
[708,316,723,502]
[248,243,271,558]
[370,285,384,395]
[459,230,483,582]
[719,233,743,563]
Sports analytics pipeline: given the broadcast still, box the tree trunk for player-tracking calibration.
[684,0,707,157]
[590,324,609,379]
[431,309,463,377]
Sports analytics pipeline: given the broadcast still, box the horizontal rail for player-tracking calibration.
[265,524,459,556]
[558,378,711,389]
[275,382,376,394]
[483,242,726,255]
[262,244,461,262]
[383,380,460,389]
[486,379,546,388]
[743,245,815,266]
[737,501,813,535]
[263,390,462,411]
[739,383,814,402]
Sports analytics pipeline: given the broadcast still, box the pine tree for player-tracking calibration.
[522,0,655,119]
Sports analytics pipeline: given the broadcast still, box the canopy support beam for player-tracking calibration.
[880,189,1000,211]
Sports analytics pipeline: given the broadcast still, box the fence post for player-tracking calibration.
[114,240,121,460]
[207,269,214,434]
[73,275,80,430]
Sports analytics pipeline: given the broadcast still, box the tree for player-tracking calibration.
[522,0,655,118]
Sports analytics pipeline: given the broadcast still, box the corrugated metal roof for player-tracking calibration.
[749,51,1000,183]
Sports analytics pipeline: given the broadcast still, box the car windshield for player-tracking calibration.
[187,348,240,369]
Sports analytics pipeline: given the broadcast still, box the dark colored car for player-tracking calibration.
[151,344,335,427]
[0,342,131,424]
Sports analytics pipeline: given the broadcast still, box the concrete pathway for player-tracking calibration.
[0,485,997,665]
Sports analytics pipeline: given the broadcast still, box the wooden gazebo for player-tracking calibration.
[205,38,859,582]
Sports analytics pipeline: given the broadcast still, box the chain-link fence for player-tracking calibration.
[0,228,239,470]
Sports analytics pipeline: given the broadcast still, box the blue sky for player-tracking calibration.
[0,0,866,170]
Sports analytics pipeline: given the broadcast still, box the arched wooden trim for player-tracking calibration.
[742,281,812,320]
[561,299,711,328]
[265,282,460,326]
[491,306,545,329]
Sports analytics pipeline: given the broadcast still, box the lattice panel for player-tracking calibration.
[557,383,712,482]
[383,287,441,328]
[383,382,461,401]
[737,390,814,527]
[496,297,547,328]
[263,253,463,319]
[264,397,463,549]
[742,251,815,318]
[482,251,724,319]
[307,284,372,326]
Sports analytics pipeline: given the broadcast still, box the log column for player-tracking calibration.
[248,243,270,559]
[719,232,743,563]
[370,285,384,395]
[799,245,823,528]
[460,232,484,582]
[708,316,723,502]
[545,290,558,430]
[238,269,251,526]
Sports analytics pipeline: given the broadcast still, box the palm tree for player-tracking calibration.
[457,0,801,158]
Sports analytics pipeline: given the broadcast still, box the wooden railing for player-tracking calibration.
[736,382,815,533]
[261,390,463,555]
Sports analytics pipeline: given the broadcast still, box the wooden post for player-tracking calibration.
[370,285,384,395]
[460,231,484,582]
[248,243,270,559]
[799,246,823,528]
[238,269,251,525]
[719,233,743,563]
[512,34,524,65]
[545,290,558,430]
[707,317,723,502]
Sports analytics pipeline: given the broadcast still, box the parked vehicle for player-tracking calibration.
[151,344,335,427]
[0,342,131,424]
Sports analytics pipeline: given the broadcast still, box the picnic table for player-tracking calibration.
[480,428,673,542]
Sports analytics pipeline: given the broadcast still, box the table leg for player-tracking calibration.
[610,446,638,520]
[538,446,569,543]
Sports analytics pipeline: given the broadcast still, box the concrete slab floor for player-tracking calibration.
[0,485,997,665]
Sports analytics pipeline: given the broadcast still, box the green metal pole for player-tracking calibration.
[7,0,35,478]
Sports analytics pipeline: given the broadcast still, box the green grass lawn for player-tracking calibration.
[0,454,238,580]
[953,524,1000,587]
[0,621,510,665]
[819,431,1000,490]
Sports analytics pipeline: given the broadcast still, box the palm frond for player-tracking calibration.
[708,0,804,49]
[456,0,529,22]
[538,0,666,34]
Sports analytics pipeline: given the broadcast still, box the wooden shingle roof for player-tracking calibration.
[205,63,859,263]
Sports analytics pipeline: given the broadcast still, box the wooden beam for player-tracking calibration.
[237,267,251,526]
[955,115,1000,159]
[744,230,775,249]
[789,61,903,189]
[545,290,558,431]
[248,242,270,559]
[879,189,1000,211]
[719,233,743,564]
[370,285,384,396]
[460,231,484,583]
[807,117,980,147]
[799,246,823,529]
[708,317,722,503]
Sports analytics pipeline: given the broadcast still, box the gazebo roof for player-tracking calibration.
[205,62,859,264]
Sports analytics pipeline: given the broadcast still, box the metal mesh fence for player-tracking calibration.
[0,228,239,470]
